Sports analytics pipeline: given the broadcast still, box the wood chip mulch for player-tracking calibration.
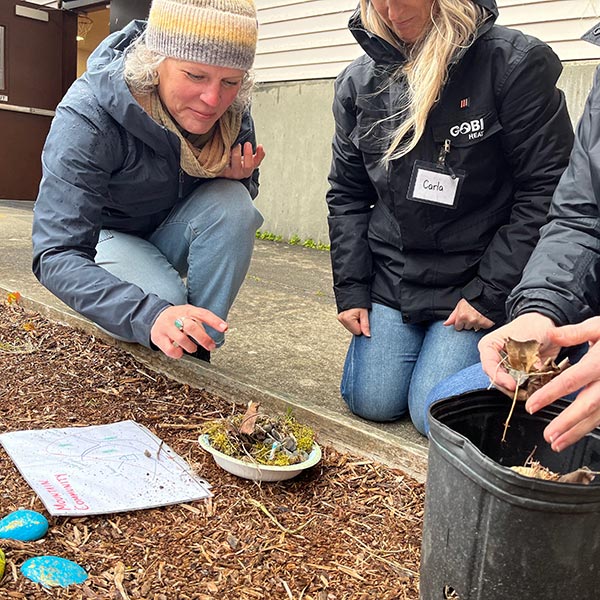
[0,300,424,600]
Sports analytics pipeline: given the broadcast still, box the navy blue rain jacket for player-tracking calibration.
[32,21,259,347]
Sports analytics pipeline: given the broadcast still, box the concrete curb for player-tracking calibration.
[7,288,428,482]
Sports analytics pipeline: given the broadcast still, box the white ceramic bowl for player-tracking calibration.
[198,434,321,482]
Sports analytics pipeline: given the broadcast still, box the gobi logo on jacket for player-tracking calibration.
[450,118,485,140]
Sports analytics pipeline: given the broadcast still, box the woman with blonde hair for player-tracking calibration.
[33,0,265,363]
[327,0,573,434]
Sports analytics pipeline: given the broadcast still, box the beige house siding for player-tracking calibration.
[254,0,359,82]
[254,0,600,82]
[497,0,600,60]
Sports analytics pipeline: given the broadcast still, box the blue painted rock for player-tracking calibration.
[0,510,48,542]
[21,556,88,588]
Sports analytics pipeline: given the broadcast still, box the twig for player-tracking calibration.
[245,497,316,535]
[280,579,294,600]
[502,374,525,442]
[113,562,130,600]
[0,340,36,354]
[342,530,417,576]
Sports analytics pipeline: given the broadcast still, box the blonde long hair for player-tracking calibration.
[359,0,487,163]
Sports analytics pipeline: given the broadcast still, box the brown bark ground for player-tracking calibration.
[0,300,424,600]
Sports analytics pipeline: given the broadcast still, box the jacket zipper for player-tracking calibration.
[178,169,184,200]
[438,139,456,179]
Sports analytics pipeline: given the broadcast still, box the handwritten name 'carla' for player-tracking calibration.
[422,179,444,192]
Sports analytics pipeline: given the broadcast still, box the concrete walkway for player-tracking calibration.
[0,200,428,481]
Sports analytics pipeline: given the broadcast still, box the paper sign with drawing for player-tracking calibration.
[0,420,211,516]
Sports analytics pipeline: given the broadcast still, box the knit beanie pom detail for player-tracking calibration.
[146,0,257,71]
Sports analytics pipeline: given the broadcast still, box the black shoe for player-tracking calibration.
[190,346,211,363]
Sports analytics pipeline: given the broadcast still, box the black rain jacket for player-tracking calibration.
[326,0,574,325]
[507,24,600,324]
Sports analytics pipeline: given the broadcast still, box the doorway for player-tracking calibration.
[0,1,76,201]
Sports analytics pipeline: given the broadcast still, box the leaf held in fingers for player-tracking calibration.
[499,338,571,442]
[500,338,570,400]
[504,338,543,373]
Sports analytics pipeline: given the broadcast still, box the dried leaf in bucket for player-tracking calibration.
[511,455,598,485]
[498,338,570,442]
[511,462,560,481]
[558,467,597,485]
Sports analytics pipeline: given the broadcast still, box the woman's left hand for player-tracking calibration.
[220,142,265,180]
[444,298,494,332]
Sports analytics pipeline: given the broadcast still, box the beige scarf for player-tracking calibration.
[135,90,242,178]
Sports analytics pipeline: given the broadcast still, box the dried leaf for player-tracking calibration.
[6,291,21,305]
[511,452,597,485]
[524,357,570,397]
[500,339,570,401]
[504,338,542,373]
[511,463,560,481]
[499,339,571,442]
[558,467,597,485]
[239,400,260,435]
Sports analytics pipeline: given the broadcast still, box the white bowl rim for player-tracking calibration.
[198,433,321,472]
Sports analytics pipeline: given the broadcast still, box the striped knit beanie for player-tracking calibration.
[146,0,258,71]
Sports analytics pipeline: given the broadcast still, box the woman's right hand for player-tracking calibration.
[528,317,600,451]
[151,305,228,359]
[338,308,371,337]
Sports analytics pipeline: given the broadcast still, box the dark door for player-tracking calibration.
[0,1,76,201]
[110,0,151,33]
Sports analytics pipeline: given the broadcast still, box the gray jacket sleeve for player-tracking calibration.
[32,99,171,347]
[507,67,600,325]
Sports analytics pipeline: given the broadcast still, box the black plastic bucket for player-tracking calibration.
[420,389,600,600]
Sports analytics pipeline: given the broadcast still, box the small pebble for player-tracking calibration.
[282,436,297,452]
[21,555,88,588]
[0,510,48,542]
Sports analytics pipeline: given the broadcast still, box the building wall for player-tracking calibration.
[254,0,600,83]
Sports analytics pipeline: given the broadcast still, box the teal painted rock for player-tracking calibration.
[0,510,48,542]
[21,556,88,588]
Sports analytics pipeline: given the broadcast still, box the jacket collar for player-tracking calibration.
[582,21,600,47]
[349,0,498,65]
[83,20,180,157]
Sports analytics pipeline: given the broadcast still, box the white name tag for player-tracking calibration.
[407,161,465,209]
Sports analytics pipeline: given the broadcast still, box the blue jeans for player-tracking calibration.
[95,179,263,345]
[341,302,485,435]
[424,363,490,435]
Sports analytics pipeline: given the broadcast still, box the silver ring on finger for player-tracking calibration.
[172,341,179,348]
[174,317,186,331]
